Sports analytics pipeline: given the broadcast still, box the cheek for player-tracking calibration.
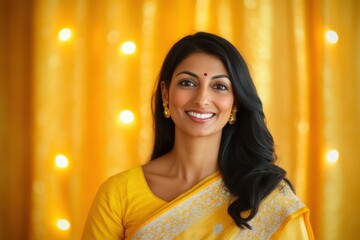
[169,89,188,109]
[217,97,234,114]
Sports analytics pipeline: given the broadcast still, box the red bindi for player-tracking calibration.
[204,73,208,76]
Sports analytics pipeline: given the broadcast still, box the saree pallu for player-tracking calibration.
[130,174,313,240]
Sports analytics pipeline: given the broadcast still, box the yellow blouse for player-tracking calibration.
[82,166,314,239]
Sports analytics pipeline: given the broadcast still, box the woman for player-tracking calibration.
[82,32,314,239]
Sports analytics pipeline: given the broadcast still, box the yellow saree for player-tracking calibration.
[82,166,314,239]
[131,171,313,240]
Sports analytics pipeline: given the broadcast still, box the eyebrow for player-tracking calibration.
[175,71,230,80]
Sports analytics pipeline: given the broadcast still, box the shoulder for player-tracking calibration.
[96,166,143,200]
[261,181,307,217]
[240,181,309,239]
[82,168,144,239]
[107,165,143,183]
[269,181,304,204]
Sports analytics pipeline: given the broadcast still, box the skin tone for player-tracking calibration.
[143,53,235,202]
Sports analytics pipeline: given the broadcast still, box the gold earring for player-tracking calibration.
[163,101,171,118]
[228,106,237,125]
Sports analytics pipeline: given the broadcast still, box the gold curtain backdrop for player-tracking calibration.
[1,0,359,239]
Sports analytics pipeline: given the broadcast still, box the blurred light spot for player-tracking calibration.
[195,0,209,30]
[119,110,134,124]
[325,30,338,44]
[120,41,136,54]
[143,1,156,17]
[57,219,70,231]
[327,149,339,163]
[244,0,258,9]
[33,180,45,195]
[297,120,309,134]
[106,64,123,80]
[48,55,60,69]
[107,30,120,43]
[58,28,72,41]
[55,154,69,168]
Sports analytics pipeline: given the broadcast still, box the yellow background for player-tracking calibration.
[1,0,359,239]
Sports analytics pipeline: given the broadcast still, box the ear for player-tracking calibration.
[161,81,169,103]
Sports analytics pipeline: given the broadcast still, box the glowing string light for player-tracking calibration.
[325,30,338,44]
[119,110,135,124]
[57,219,71,231]
[327,149,339,163]
[58,28,72,41]
[55,154,69,168]
[120,41,136,54]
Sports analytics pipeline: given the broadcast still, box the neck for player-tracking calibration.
[167,128,221,182]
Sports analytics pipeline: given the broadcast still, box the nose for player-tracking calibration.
[193,86,210,106]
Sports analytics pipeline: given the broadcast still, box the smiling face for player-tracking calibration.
[162,53,234,138]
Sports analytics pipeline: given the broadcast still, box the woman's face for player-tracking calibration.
[162,53,234,138]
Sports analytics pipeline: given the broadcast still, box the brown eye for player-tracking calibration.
[179,80,196,87]
[213,84,228,91]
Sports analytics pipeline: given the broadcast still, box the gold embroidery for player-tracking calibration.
[235,182,305,240]
[132,179,230,240]
[132,180,305,240]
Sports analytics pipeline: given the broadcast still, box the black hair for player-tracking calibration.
[150,32,292,229]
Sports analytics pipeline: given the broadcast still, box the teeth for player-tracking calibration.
[187,111,214,119]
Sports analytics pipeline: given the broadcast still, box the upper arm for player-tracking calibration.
[82,177,124,240]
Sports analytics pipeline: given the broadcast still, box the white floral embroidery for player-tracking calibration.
[132,179,230,240]
[213,223,224,235]
[132,180,305,240]
[235,182,305,240]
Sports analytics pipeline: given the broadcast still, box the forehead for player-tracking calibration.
[173,53,228,75]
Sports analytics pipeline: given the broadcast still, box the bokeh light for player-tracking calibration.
[325,30,339,44]
[58,28,72,41]
[107,30,120,44]
[55,154,69,168]
[327,149,339,163]
[56,219,71,231]
[120,41,136,54]
[119,110,135,124]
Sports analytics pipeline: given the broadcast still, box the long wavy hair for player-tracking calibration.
[150,32,291,229]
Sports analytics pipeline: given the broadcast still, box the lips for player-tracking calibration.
[186,111,215,119]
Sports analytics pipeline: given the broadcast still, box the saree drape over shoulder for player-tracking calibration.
[82,166,314,240]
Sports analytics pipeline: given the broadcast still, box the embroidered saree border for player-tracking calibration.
[131,178,307,240]
[131,178,230,240]
[233,183,306,240]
